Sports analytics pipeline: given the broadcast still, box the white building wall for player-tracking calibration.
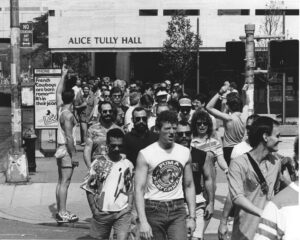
[46,0,299,51]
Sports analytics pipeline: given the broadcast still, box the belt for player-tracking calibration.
[145,198,184,205]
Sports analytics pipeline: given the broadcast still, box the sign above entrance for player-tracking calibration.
[49,16,168,49]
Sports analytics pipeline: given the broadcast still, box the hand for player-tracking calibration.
[218,221,229,240]
[204,203,214,220]
[62,64,68,76]
[186,218,196,235]
[139,221,153,240]
[72,159,79,168]
[219,85,229,95]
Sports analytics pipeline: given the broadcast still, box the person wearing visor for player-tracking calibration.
[178,97,195,123]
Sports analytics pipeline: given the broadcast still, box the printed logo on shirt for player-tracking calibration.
[152,160,183,192]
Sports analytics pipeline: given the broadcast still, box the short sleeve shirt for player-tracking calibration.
[87,122,121,157]
[228,153,282,240]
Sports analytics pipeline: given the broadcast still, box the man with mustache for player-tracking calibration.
[85,128,134,240]
[83,101,120,168]
[123,107,158,168]
[135,110,196,240]
[228,116,283,240]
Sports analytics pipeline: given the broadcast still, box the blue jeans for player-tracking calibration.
[90,206,132,240]
[145,199,187,240]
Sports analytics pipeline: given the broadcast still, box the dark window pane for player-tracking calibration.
[218,9,249,15]
[139,9,158,16]
[256,9,299,15]
[163,9,200,16]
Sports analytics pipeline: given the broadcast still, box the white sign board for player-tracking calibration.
[34,69,61,129]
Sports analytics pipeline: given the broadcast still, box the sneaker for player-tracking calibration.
[56,211,79,223]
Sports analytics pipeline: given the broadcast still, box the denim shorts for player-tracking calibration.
[144,199,187,240]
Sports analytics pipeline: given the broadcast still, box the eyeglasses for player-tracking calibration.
[103,95,110,98]
[135,116,147,122]
[177,131,192,137]
[196,121,208,126]
[102,110,112,114]
[180,107,191,112]
[112,94,122,98]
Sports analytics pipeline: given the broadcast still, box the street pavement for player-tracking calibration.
[0,136,297,239]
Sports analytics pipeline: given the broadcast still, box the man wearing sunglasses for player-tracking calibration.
[84,101,120,169]
[111,86,128,127]
[228,116,283,240]
[123,107,158,168]
[176,121,216,240]
[85,128,134,240]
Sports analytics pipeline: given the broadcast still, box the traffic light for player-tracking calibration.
[226,41,245,70]
[269,39,299,71]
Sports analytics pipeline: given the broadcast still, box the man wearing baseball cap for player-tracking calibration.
[178,97,195,123]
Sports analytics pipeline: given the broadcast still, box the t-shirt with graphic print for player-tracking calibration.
[85,154,134,212]
[138,142,190,201]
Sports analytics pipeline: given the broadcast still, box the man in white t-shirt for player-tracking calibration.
[135,110,196,240]
[83,128,134,240]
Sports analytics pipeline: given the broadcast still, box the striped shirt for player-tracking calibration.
[191,137,223,157]
[254,182,299,240]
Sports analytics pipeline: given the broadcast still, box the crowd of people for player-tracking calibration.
[55,65,299,240]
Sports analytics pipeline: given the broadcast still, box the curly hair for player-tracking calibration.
[190,109,213,138]
[155,110,178,130]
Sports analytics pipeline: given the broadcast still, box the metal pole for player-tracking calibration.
[244,24,255,115]
[282,73,286,124]
[282,10,285,39]
[196,18,200,94]
[10,0,21,152]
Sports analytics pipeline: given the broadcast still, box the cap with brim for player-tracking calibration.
[156,90,168,97]
[179,98,192,107]
[164,80,171,85]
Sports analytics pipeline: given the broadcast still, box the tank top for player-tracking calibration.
[140,142,190,201]
[57,107,77,146]
[223,113,245,148]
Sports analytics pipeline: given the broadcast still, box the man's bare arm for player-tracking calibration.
[233,196,263,217]
[203,151,216,220]
[56,65,68,110]
[134,152,153,239]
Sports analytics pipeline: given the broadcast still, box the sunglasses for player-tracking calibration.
[102,110,112,114]
[112,94,122,98]
[196,121,208,126]
[180,107,191,112]
[110,144,123,149]
[177,131,192,137]
[103,95,110,98]
[135,116,147,122]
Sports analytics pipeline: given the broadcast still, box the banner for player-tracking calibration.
[34,69,61,129]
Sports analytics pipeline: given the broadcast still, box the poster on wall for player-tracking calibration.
[34,69,62,129]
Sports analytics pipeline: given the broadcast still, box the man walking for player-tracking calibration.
[228,116,282,240]
[135,110,196,240]
[176,121,216,240]
[55,65,79,223]
[84,128,134,240]
[84,101,120,168]
[123,107,158,167]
